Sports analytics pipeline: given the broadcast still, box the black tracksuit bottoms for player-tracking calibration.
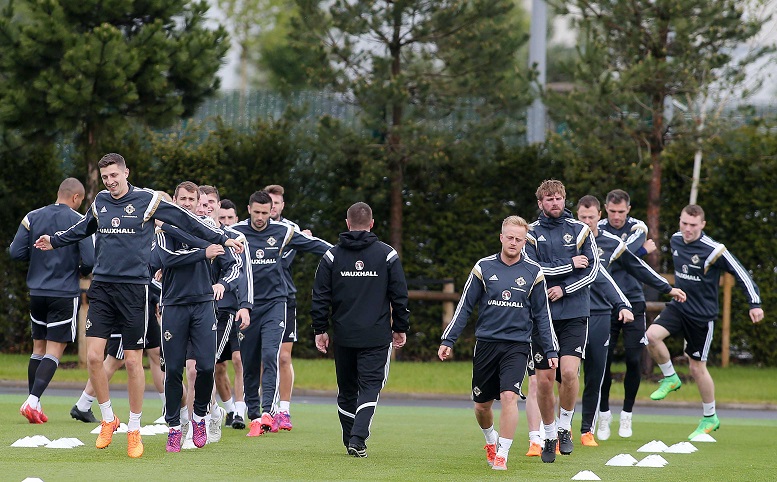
[334,343,392,447]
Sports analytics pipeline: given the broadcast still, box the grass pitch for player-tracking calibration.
[1,394,774,481]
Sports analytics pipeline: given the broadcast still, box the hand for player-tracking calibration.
[212,283,225,300]
[643,239,657,254]
[302,229,312,236]
[34,235,53,251]
[154,269,162,282]
[547,286,564,302]
[315,333,330,354]
[619,309,634,323]
[393,332,406,349]
[437,345,452,361]
[670,288,687,302]
[205,244,225,259]
[572,255,589,269]
[225,238,244,254]
[548,357,559,369]
[750,308,764,323]
[236,308,250,330]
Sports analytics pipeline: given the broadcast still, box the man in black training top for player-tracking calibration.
[10,178,94,424]
[311,202,410,458]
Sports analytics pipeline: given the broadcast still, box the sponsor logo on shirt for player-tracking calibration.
[502,290,511,300]
[487,299,524,308]
[100,206,107,213]
[489,274,499,281]
[355,260,365,271]
[111,217,121,228]
[675,271,701,282]
[537,235,547,242]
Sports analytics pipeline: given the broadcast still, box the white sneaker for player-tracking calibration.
[208,407,226,443]
[597,411,612,441]
[181,437,197,450]
[618,411,633,438]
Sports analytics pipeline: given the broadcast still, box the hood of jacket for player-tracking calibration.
[338,230,379,250]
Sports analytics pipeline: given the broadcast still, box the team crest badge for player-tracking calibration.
[502,290,511,300]
[164,330,172,341]
[528,359,535,370]
[355,260,364,271]
[85,319,92,330]
[682,265,688,274]
[515,277,526,287]
[534,352,543,363]
[563,233,573,243]
[472,387,482,397]
[691,254,700,264]
[125,204,135,215]
[267,236,277,246]
[111,217,120,228]
[597,247,604,257]
[256,249,265,259]
[238,332,245,342]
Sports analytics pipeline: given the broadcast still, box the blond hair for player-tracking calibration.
[502,215,529,232]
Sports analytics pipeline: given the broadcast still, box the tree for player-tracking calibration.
[546,0,772,267]
[290,0,533,255]
[0,0,228,202]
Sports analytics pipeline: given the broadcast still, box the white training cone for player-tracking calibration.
[606,454,638,466]
[139,426,157,436]
[115,423,129,433]
[153,415,167,424]
[664,442,697,453]
[12,437,36,448]
[638,440,669,452]
[90,425,102,434]
[690,433,716,442]
[45,439,75,449]
[571,470,601,480]
[151,424,169,434]
[29,435,51,446]
[636,454,668,467]
[22,478,44,482]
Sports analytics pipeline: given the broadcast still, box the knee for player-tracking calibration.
[689,362,706,379]
[560,366,578,383]
[646,327,663,346]
[279,350,292,367]
[124,354,143,372]
[474,403,491,417]
[500,391,519,404]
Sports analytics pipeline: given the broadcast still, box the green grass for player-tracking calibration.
[1,394,774,481]
[2,354,777,404]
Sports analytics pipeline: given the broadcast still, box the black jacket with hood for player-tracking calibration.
[311,230,410,348]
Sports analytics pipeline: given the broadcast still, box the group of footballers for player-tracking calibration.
[10,157,764,467]
[439,179,763,471]
[13,152,331,457]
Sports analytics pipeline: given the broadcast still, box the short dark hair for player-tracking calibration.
[220,199,236,212]
[577,195,601,211]
[535,179,566,200]
[174,181,199,200]
[58,178,85,198]
[248,190,272,206]
[97,153,126,169]
[682,204,705,221]
[605,189,630,206]
[347,202,372,229]
[199,185,220,201]
[263,184,285,197]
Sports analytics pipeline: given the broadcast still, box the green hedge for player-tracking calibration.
[2,118,775,365]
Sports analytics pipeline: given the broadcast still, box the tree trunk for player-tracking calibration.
[646,94,665,271]
[83,125,100,207]
[387,6,404,256]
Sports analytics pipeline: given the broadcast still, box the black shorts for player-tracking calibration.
[216,310,240,363]
[86,281,148,350]
[106,334,125,360]
[281,298,297,343]
[532,316,588,369]
[471,340,530,403]
[30,296,79,343]
[611,301,648,349]
[653,303,714,362]
[145,299,161,350]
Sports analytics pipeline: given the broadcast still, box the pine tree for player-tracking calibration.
[290,0,533,255]
[546,0,772,267]
[0,0,229,201]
